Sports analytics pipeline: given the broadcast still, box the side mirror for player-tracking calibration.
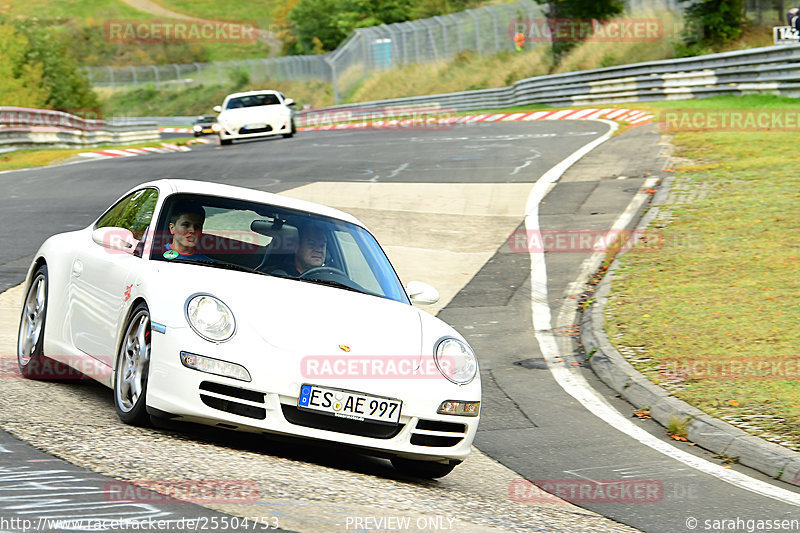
[406,281,439,305]
[213,105,222,113]
[91,227,137,253]
[284,98,295,107]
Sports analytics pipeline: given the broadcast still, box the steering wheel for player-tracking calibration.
[299,266,347,279]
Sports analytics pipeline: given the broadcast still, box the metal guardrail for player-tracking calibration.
[0,107,159,149]
[121,43,800,128]
[290,44,800,118]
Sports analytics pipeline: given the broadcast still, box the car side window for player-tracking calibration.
[95,188,159,255]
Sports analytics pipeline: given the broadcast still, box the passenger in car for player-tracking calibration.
[165,202,212,261]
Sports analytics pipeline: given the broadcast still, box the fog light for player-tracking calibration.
[437,400,480,417]
[180,351,251,382]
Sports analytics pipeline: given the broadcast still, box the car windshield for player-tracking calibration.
[150,193,409,304]
[225,94,280,109]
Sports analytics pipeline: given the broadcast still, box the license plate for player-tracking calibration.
[298,384,402,424]
[244,123,266,130]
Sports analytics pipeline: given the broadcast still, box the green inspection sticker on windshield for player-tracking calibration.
[163,250,179,259]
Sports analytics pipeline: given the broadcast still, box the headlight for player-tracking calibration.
[211,123,221,132]
[185,294,235,342]
[192,125,202,131]
[434,337,477,384]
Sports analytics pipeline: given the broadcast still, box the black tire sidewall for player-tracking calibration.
[18,265,48,377]
[114,302,151,426]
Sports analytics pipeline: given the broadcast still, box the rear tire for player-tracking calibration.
[114,303,152,426]
[390,457,458,479]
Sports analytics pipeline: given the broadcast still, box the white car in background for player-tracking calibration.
[17,179,481,478]
[213,90,296,145]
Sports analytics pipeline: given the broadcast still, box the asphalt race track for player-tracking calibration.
[1,121,799,533]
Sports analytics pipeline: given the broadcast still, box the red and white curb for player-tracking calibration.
[78,143,191,160]
[299,108,653,131]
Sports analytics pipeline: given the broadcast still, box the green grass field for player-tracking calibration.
[605,95,800,450]
[152,0,279,24]
[0,137,192,171]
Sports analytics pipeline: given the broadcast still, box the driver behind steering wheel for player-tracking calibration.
[273,223,327,277]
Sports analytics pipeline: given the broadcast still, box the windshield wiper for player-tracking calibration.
[163,257,268,276]
[296,277,364,294]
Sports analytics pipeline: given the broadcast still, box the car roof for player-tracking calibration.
[131,179,363,228]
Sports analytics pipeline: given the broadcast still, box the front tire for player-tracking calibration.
[114,303,152,426]
[219,136,232,146]
[283,119,296,138]
[390,457,458,479]
[17,265,49,378]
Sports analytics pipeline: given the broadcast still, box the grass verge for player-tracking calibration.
[0,138,193,172]
[604,95,800,451]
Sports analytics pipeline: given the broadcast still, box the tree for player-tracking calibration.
[542,0,624,19]
[680,0,746,50]
[287,0,414,53]
[536,0,625,57]
[13,20,99,112]
[0,23,49,108]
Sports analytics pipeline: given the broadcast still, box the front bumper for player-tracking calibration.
[146,326,480,462]
[218,119,292,140]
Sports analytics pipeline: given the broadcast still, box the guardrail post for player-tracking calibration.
[488,6,500,52]
[324,55,339,104]
[434,16,448,58]
[130,66,137,86]
[107,66,114,90]
[450,14,463,52]
[151,66,159,90]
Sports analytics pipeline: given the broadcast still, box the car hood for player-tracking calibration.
[218,106,288,125]
[148,263,423,357]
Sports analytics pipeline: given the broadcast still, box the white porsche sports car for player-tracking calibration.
[213,90,296,145]
[17,179,480,478]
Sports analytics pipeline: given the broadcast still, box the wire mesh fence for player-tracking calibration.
[85,0,683,103]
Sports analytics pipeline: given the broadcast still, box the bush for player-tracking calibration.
[680,0,746,49]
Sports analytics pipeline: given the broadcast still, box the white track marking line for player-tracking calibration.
[524,119,800,507]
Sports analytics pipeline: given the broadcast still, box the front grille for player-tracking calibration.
[410,434,463,447]
[239,126,272,134]
[201,395,266,419]
[415,420,466,433]
[199,381,266,420]
[281,405,403,439]
[410,418,467,447]
[200,381,265,403]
